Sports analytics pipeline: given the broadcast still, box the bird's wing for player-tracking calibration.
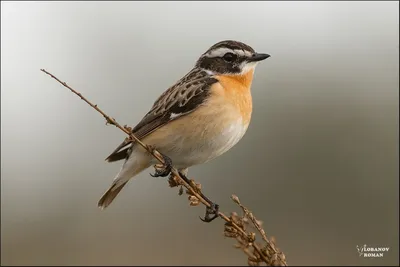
[105,69,218,162]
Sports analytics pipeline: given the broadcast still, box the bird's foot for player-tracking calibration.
[150,152,173,178]
[177,171,220,223]
[200,202,220,223]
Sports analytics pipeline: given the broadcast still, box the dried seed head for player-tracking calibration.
[178,186,184,195]
[231,194,240,204]
[271,254,281,266]
[230,212,246,228]
[231,217,246,231]
[168,179,178,188]
[168,175,180,188]
[261,246,270,257]
[230,213,239,222]
[187,179,201,193]
[188,195,200,206]
[248,257,260,266]
[123,125,132,132]
[237,236,251,248]
[224,225,237,234]
[224,221,240,238]
[247,232,256,243]
[194,182,201,191]
[189,199,200,206]
[233,243,243,249]
[224,231,239,238]
[188,195,198,201]
[279,252,286,261]
[270,252,287,266]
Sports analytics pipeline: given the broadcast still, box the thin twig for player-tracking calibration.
[40,69,211,209]
[232,195,268,243]
[40,69,287,266]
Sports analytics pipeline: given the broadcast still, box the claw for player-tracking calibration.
[150,152,173,178]
[179,168,220,223]
[150,166,171,177]
[200,203,219,223]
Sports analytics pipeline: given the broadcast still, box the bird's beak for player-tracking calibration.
[248,53,270,62]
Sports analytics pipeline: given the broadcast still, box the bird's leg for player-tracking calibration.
[149,148,219,223]
[178,171,220,223]
[150,151,173,178]
[201,203,220,223]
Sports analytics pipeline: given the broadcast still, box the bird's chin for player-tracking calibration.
[240,62,258,74]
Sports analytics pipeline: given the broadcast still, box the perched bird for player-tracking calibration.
[98,40,270,219]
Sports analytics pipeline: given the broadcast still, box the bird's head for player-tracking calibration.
[195,40,270,75]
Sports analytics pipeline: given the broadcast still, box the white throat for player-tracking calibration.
[240,61,258,75]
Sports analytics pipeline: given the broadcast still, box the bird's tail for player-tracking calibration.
[98,181,129,209]
[98,154,151,209]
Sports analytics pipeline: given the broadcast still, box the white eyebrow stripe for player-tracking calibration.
[239,49,253,57]
[205,47,252,58]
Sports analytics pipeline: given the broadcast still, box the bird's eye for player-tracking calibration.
[222,52,237,62]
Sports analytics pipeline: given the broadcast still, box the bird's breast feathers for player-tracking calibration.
[214,69,254,125]
[140,69,254,167]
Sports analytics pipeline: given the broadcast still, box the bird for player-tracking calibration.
[98,40,270,221]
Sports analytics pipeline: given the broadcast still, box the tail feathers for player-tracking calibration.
[98,181,128,209]
[105,139,132,162]
[105,148,130,162]
[99,152,152,209]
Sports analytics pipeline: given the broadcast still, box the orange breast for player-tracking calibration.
[215,70,254,125]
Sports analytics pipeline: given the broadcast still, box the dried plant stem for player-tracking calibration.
[232,195,268,243]
[40,69,287,266]
[39,69,213,208]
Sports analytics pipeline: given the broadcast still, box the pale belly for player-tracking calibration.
[162,118,248,168]
[142,107,250,169]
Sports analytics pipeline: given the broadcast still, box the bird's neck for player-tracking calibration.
[225,69,254,89]
[216,69,254,92]
[215,69,254,125]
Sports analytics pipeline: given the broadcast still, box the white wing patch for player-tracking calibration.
[170,113,180,120]
[202,69,214,76]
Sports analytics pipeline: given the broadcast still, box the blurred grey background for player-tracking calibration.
[1,1,399,266]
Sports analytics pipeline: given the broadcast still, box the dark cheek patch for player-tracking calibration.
[198,57,241,74]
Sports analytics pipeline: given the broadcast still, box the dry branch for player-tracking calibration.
[40,68,287,266]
